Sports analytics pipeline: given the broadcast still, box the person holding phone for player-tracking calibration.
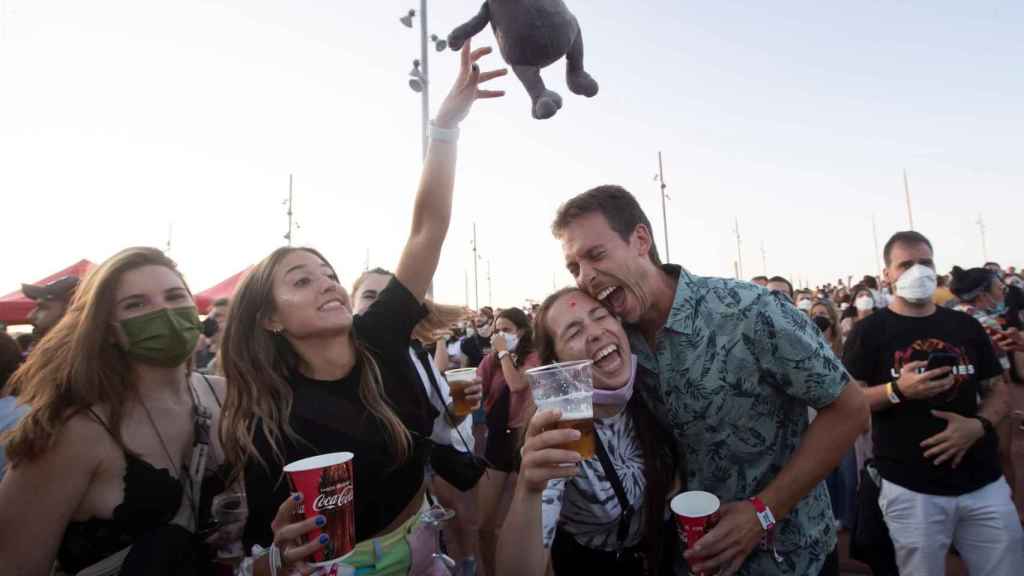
[843,232,1023,575]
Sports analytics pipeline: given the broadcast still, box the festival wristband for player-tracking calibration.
[750,496,783,563]
[890,379,907,402]
[498,350,511,361]
[429,120,460,143]
[886,382,901,405]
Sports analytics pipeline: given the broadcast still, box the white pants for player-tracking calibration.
[879,477,1024,575]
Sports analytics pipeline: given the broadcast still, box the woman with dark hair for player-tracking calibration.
[351,268,482,576]
[0,247,230,575]
[218,42,504,576]
[950,266,1024,519]
[474,306,538,576]
[498,288,680,575]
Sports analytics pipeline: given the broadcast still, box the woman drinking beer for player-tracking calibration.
[218,41,505,576]
[497,288,681,576]
[475,306,539,576]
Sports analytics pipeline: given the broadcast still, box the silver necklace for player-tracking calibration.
[138,396,197,523]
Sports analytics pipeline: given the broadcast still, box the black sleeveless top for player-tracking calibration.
[58,379,226,574]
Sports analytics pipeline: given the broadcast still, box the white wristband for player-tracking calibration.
[429,120,460,143]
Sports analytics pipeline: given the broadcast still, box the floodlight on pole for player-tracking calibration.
[400,9,415,28]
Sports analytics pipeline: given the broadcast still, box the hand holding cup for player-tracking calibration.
[519,408,583,494]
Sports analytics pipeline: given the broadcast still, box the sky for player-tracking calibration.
[2,1,1022,311]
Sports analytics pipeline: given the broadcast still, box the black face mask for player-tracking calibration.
[813,315,832,334]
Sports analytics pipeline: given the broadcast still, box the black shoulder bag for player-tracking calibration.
[414,346,488,492]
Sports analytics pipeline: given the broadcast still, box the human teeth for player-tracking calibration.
[320,300,343,310]
[597,286,616,301]
[594,344,617,362]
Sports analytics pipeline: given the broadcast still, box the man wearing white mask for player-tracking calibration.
[843,231,1023,575]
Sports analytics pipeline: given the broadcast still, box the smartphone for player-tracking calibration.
[926,351,959,379]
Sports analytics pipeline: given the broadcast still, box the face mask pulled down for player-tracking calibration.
[894,264,937,304]
[118,306,201,367]
[592,355,638,408]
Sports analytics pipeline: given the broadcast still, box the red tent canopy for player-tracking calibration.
[0,260,96,325]
[194,267,251,314]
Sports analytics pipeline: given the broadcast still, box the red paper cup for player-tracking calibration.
[284,452,356,565]
[671,491,721,552]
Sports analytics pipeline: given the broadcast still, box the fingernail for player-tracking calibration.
[293,493,302,502]
[570,430,581,440]
[319,533,329,544]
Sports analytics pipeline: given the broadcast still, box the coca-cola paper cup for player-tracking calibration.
[284,452,356,564]
[671,491,721,552]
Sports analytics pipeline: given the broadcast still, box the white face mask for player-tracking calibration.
[476,323,493,339]
[797,299,814,311]
[895,264,937,304]
[503,332,519,351]
[854,296,874,311]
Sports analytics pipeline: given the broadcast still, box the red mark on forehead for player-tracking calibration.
[569,299,577,308]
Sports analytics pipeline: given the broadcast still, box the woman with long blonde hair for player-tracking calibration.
[0,247,229,575]
[219,42,504,576]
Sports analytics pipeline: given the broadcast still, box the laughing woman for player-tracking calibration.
[219,42,505,576]
[497,288,681,576]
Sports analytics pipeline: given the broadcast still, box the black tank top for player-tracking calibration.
[58,376,227,574]
[57,409,185,572]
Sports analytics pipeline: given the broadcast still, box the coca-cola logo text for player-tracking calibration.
[313,482,354,512]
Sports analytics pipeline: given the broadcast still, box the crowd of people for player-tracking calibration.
[1,42,1023,576]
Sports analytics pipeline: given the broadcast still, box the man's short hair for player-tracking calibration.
[883,231,933,267]
[552,185,662,265]
[768,276,794,295]
[751,275,768,283]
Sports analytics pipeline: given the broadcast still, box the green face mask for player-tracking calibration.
[118,306,201,367]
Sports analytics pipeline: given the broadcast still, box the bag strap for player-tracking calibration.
[593,431,634,549]
[199,372,222,408]
[186,378,213,526]
[413,346,475,454]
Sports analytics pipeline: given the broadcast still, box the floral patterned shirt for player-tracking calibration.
[628,266,848,575]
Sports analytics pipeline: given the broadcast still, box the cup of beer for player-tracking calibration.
[671,491,721,551]
[526,360,595,459]
[283,452,356,565]
[445,368,479,417]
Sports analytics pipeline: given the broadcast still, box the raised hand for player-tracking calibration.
[435,40,507,129]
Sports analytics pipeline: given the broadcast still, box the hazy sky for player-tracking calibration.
[2,1,1021,311]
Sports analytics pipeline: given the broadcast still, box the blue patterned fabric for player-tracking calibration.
[628,266,848,575]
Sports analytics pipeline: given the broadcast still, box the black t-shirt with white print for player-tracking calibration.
[843,306,1003,496]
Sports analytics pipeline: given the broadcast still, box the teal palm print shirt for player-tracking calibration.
[628,266,847,575]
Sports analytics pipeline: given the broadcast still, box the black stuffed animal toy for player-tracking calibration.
[448,1,598,119]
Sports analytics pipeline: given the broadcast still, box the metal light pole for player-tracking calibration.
[471,223,480,310]
[903,169,914,230]
[733,217,743,279]
[760,241,767,276]
[871,213,882,273]
[402,4,447,298]
[284,174,294,246]
[654,151,670,263]
[977,214,989,261]
[487,260,493,307]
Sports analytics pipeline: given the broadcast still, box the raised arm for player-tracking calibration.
[395,42,506,301]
